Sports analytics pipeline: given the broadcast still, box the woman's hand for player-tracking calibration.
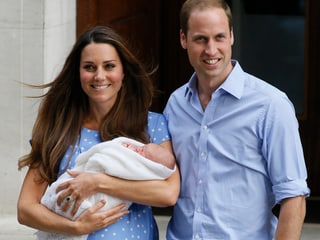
[73,201,129,235]
[17,168,129,235]
[56,170,103,216]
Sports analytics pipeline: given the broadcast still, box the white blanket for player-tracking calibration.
[37,137,175,240]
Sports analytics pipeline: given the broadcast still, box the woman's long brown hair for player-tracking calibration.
[18,26,155,184]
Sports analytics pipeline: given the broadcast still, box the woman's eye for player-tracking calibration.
[105,63,115,69]
[83,65,95,71]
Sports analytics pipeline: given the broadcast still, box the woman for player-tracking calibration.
[17,26,180,239]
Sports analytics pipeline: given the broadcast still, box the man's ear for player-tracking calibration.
[180,29,187,49]
[230,29,234,46]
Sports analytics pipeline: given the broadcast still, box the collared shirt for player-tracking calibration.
[164,60,310,240]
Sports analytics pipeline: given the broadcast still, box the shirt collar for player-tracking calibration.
[220,60,245,99]
[184,60,245,100]
[184,72,197,100]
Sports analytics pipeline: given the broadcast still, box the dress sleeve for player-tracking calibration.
[147,111,171,144]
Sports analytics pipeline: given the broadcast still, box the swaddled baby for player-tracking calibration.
[36,137,175,240]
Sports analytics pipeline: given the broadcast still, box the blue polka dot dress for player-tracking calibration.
[58,112,170,240]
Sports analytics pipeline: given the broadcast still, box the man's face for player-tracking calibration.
[180,7,234,84]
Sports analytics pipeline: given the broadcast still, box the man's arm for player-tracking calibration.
[275,196,306,240]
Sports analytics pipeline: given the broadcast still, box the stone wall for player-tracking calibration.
[0,0,76,215]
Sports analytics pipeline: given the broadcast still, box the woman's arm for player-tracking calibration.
[97,166,180,207]
[103,140,180,206]
[17,168,129,235]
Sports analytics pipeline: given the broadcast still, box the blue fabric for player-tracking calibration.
[164,60,310,240]
[58,111,170,240]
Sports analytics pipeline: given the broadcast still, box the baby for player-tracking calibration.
[37,137,175,240]
[122,141,175,169]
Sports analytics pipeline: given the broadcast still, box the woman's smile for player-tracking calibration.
[91,83,111,90]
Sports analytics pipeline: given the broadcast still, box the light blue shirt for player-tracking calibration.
[164,61,310,240]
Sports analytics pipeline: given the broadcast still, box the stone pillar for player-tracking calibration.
[0,0,76,216]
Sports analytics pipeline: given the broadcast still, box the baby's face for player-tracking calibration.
[123,142,161,161]
[122,142,148,157]
[122,143,136,151]
[135,145,146,156]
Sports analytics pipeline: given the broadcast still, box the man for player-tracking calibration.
[163,0,310,239]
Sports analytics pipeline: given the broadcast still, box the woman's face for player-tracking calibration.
[80,42,124,111]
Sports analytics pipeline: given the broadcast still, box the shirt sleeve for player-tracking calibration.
[147,111,171,144]
[262,95,310,203]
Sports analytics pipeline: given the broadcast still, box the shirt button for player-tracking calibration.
[197,207,201,213]
[194,234,201,240]
[203,125,208,130]
[198,179,202,185]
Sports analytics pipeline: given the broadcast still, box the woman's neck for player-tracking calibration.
[83,106,109,130]
[82,118,101,130]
